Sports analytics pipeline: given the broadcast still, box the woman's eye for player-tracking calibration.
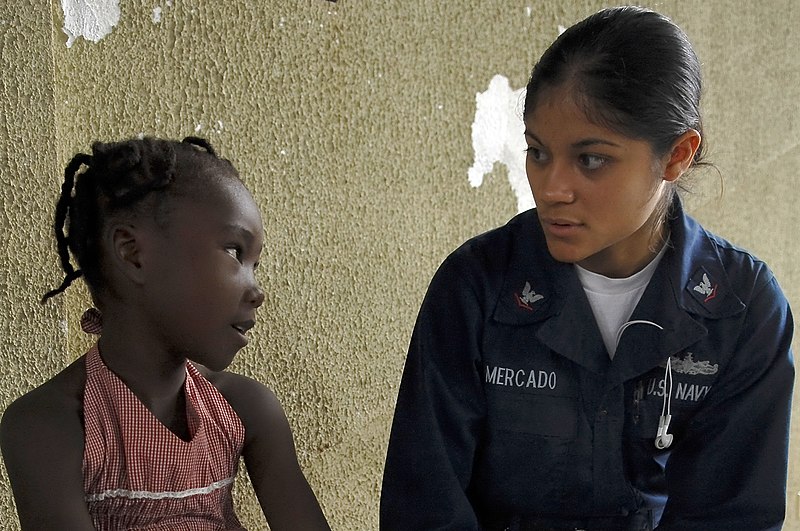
[579,154,607,170]
[525,146,548,163]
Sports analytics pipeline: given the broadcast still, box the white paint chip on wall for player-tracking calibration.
[468,74,534,213]
[153,1,173,24]
[61,0,120,48]
[193,121,226,135]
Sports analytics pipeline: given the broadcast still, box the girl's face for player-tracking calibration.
[140,176,265,371]
[524,90,670,278]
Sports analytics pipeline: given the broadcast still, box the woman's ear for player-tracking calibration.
[107,223,147,285]
[663,129,701,182]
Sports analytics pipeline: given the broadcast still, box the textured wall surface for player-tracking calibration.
[1,0,798,529]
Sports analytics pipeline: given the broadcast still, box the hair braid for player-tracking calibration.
[41,153,92,303]
[181,136,218,157]
[93,138,176,209]
[42,136,237,304]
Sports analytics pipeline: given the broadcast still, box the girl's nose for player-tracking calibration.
[249,285,265,308]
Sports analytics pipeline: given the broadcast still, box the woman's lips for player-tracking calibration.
[541,217,584,238]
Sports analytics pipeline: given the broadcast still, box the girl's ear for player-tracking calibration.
[108,223,147,285]
[663,129,701,182]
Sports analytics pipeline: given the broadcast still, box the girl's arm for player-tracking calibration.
[1,375,96,530]
[217,373,331,531]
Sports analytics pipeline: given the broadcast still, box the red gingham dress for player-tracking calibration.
[82,345,247,530]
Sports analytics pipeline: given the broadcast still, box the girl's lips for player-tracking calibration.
[231,323,252,347]
[232,319,255,335]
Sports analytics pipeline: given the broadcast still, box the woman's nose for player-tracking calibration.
[532,161,576,204]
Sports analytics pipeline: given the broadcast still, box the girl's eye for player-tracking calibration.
[579,154,607,170]
[525,146,548,163]
[225,246,243,262]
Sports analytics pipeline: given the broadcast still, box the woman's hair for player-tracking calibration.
[524,6,704,162]
[41,136,238,303]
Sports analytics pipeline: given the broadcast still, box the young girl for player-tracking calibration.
[381,7,794,531]
[1,137,331,530]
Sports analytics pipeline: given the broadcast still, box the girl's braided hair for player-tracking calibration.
[41,136,236,303]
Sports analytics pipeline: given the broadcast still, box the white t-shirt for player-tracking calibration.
[575,245,667,359]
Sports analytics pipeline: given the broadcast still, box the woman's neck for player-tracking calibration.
[578,210,669,278]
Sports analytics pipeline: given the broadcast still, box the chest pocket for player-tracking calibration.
[487,389,578,438]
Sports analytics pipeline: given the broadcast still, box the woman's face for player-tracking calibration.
[524,89,672,278]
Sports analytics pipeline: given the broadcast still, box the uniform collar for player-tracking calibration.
[490,198,745,376]
[665,199,746,320]
[490,210,607,372]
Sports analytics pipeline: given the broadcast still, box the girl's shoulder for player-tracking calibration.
[1,356,87,483]
[196,365,272,402]
[199,368,287,442]
[1,356,86,439]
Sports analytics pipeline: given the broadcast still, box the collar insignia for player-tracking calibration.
[688,267,718,304]
[514,281,544,311]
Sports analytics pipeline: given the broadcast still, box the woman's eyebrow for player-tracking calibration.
[524,131,621,149]
[572,138,622,149]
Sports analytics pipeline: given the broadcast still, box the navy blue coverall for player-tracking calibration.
[381,201,794,530]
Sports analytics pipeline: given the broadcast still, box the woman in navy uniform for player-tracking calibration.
[381,6,794,530]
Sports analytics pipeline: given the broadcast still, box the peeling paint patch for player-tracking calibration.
[468,75,534,213]
[61,0,120,48]
[152,1,173,24]
[194,121,225,135]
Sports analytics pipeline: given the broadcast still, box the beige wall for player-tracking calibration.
[1,0,798,528]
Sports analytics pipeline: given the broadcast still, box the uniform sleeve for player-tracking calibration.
[380,254,487,530]
[657,275,795,530]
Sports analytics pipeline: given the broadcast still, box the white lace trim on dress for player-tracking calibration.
[85,476,235,502]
